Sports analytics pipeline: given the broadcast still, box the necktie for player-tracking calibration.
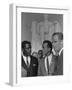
[26,57,29,68]
[47,57,49,75]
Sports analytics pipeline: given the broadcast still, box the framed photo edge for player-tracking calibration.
[9,3,70,86]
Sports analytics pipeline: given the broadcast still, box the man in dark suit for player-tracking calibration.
[21,41,38,77]
[38,40,56,76]
[52,32,63,75]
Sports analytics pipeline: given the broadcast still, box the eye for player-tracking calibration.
[54,41,56,43]
[42,46,44,48]
[52,41,57,43]
[43,47,44,48]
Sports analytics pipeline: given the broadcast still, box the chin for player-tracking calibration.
[28,54,31,56]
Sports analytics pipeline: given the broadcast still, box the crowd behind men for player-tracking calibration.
[21,32,63,77]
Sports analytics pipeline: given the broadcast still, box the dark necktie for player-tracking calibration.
[26,57,29,68]
[47,57,49,75]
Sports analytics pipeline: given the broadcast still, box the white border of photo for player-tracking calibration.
[9,3,71,86]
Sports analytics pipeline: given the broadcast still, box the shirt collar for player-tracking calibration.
[43,53,52,58]
[47,53,52,58]
[59,48,63,56]
[23,55,30,65]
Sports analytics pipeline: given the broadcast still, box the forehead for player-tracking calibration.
[43,43,48,47]
[25,43,30,47]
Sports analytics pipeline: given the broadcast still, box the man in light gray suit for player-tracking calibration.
[52,32,63,75]
[38,40,56,76]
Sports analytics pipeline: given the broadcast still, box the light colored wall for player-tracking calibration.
[21,13,63,42]
[21,13,32,42]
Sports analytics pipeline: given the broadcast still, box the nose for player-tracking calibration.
[52,42,54,46]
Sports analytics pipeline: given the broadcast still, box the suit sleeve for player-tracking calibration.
[32,56,38,76]
[58,54,63,75]
[57,52,63,75]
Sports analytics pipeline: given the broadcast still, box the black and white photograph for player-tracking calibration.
[21,12,63,77]
[9,4,70,86]
[0,0,72,89]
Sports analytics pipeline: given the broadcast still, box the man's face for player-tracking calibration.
[23,43,31,56]
[52,35,61,53]
[38,51,43,59]
[42,43,50,56]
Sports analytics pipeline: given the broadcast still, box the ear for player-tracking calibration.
[60,41,63,48]
[49,48,51,52]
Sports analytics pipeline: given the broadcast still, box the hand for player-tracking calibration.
[21,67,27,77]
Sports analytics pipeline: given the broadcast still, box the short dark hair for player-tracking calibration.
[43,40,52,51]
[38,50,43,54]
[52,32,63,40]
[22,41,31,49]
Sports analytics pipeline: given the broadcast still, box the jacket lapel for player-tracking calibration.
[49,55,55,74]
[41,57,48,76]
[22,56,29,70]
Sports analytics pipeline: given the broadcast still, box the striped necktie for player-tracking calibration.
[47,57,49,75]
[26,57,29,68]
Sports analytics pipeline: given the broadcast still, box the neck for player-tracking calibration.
[46,52,51,57]
[55,47,63,56]
[23,54,29,57]
[59,46,63,53]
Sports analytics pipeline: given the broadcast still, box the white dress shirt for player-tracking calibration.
[59,48,63,56]
[23,55,31,65]
[45,54,52,72]
[52,48,63,56]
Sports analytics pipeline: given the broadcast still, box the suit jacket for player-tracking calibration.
[38,54,56,76]
[21,55,38,77]
[54,50,63,75]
